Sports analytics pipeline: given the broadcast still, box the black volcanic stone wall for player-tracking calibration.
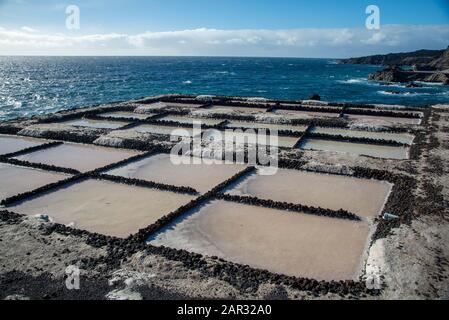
[0,141,63,158]
[92,149,162,173]
[0,157,81,176]
[199,113,256,122]
[37,111,98,124]
[344,108,422,119]
[351,166,417,240]
[130,166,256,243]
[409,130,427,160]
[0,210,23,224]
[216,193,361,221]
[0,125,21,135]
[207,100,272,111]
[0,174,87,206]
[305,132,408,147]
[143,244,376,296]
[307,118,349,128]
[35,131,100,144]
[276,105,343,114]
[118,137,170,151]
[94,173,199,195]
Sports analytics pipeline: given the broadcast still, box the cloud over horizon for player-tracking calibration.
[1,24,448,57]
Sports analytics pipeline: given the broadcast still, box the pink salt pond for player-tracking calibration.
[106,153,246,193]
[209,105,268,114]
[158,115,223,126]
[10,179,195,238]
[0,163,70,201]
[225,168,392,218]
[64,118,129,129]
[345,114,422,125]
[98,111,154,120]
[274,109,341,119]
[225,120,308,133]
[0,135,47,155]
[14,143,141,172]
[300,138,409,160]
[149,200,370,281]
[312,127,415,145]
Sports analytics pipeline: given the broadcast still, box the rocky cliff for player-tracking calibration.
[340,46,449,71]
[368,66,449,85]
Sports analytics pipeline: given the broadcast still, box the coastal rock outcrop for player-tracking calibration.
[339,46,449,71]
[368,66,410,83]
[309,94,321,101]
[368,66,449,85]
[428,46,449,70]
[342,46,449,85]
[424,72,449,85]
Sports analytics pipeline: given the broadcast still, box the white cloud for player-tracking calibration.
[0,24,448,57]
[21,26,38,33]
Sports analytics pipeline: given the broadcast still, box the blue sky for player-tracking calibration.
[0,0,449,56]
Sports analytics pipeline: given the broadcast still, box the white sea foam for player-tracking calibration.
[339,78,366,84]
[414,81,444,86]
[377,91,430,96]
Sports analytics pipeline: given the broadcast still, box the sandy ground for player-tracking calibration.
[0,97,448,300]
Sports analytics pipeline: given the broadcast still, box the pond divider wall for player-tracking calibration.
[216,193,361,221]
[0,156,81,176]
[0,125,21,135]
[94,173,199,196]
[1,141,63,158]
[304,132,409,147]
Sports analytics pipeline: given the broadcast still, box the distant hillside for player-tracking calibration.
[339,47,449,71]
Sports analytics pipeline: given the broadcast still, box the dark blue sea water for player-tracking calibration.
[1,56,448,121]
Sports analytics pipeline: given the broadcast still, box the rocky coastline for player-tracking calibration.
[340,46,449,85]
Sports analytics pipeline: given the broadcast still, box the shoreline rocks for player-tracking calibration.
[368,66,449,85]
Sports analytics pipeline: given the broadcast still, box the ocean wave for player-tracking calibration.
[338,78,368,85]
[377,91,431,97]
[339,78,427,90]
[6,96,23,108]
[213,71,236,76]
[182,80,192,85]
[414,81,444,86]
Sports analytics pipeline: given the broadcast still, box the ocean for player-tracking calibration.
[1,56,448,121]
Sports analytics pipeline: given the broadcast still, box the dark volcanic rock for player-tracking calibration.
[423,73,449,85]
[309,94,321,101]
[339,47,447,70]
[406,82,423,88]
[368,66,449,85]
[368,66,411,83]
[428,46,449,70]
